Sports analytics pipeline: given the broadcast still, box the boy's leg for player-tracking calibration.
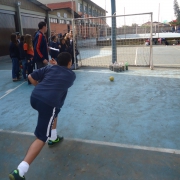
[48,116,64,146]
[24,138,45,165]
[49,117,58,141]
[52,117,58,129]
[9,98,59,179]
[9,139,45,180]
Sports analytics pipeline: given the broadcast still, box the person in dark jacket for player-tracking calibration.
[9,33,20,82]
[24,34,34,84]
[49,35,60,60]
[33,21,48,69]
[16,32,21,44]
[60,38,67,53]
[68,32,78,68]
[9,52,76,180]
[18,35,27,80]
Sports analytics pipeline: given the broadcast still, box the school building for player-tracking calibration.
[44,0,107,38]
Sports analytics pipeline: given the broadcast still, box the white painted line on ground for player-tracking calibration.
[135,48,138,66]
[0,70,11,71]
[154,64,180,66]
[0,82,26,100]
[0,129,180,155]
[173,46,180,51]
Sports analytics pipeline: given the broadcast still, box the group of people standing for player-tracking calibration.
[9,21,78,83]
[9,33,33,83]
[49,30,78,66]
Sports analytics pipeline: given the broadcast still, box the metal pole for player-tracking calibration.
[71,0,76,69]
[111,0,117,63]
[150,13,153,70]
[16,2,23,35]
[124,7,126,39]
[105,0,107,39]
[158,3,160,38]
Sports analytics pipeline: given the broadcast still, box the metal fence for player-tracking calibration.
[72,12,153,69]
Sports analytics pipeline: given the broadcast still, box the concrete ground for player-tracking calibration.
[0,56,180,180]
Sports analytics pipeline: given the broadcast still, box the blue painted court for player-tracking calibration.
[0,57,180,179]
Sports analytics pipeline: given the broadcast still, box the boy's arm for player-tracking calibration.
[49,58,57,65]
[28,74,38,86]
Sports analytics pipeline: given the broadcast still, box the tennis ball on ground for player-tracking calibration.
[109,76,114,81]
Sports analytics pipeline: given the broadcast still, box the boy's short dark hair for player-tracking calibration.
[38,21,47,30]
[57,52,71,66]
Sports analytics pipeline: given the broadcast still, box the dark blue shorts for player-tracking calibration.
[30,96,60,142]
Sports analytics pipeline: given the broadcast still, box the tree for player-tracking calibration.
[174,0,180,23]
[132,23,138,27]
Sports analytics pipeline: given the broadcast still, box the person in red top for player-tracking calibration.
[24,34,34,84]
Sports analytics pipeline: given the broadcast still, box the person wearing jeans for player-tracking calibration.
[9,53,76,180]
[18,35,27,80]
[11,58,20,81]
[9,33,20,82]
[21,59,27,80]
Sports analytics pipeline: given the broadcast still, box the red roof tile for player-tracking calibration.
[47,1,76,11]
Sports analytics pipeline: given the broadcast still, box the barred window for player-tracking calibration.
[80,4,83,12]
[64,13,67,18]
[89,7,92,15]
[57,12,61,17]
[50,18,57,23]
[78,3,81,12]
[59,19,65,24]
[84,6,88,14]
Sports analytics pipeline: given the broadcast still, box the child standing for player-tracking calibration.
[9,52,76,180]
[49,35,60,60]
[18,36,27,80]
[60,38,67,53]
[9,33,20,82]
[24,34,34,84]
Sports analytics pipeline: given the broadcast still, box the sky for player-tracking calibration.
[91,0,180,24]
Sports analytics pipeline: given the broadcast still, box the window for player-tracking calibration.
[64,13,67,18]
[89,7,92,15]
[57,12,61,17]
[93,10,97,17]
[50,18,57,23]
[78,3,80,12]
[59,19,65,24]
[84,5,88,14]
[66,21,70,24]
[80,4,83,12]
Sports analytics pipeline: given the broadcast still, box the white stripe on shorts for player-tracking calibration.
[46,107,56,137]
